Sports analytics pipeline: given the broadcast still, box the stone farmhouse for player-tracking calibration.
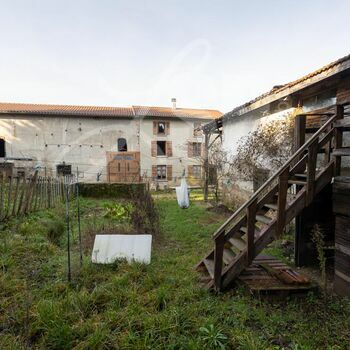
[0,99,222,186]
[204,53,350,195]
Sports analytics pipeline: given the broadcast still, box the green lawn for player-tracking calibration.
[0,195,349,349]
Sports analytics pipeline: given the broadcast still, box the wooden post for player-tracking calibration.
[11,177,19,217]
[47,177,52,208]
[276,168,289,237]
[306,140,319,206]
[17,177,27,216]
[5,175,13,219]
[0,172,5,220]
[246,198,257,264]
[213,231,225,291]
[23,172,38,214]
[334,104,344,176]
[294,115,306,152]
[204,131,210,202]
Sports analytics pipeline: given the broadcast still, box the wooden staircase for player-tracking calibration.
[196,103,350,291]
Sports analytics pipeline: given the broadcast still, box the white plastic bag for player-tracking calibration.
[176,178,189,208]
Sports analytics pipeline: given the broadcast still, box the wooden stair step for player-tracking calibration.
[333,148,350,156]
[334,119,350,128]
[229,237,246,251]
[264,203,278,210]
[223,248,236,264]
[294,173,307,178]
[288,179,307,185]
[203,258,215,279]
[240,226,261,235]
[256,214,272,225]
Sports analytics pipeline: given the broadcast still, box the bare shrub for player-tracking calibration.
[130,185,161,237]
[231,113,296,182]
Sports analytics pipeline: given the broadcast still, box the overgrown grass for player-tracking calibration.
[0,194,349,349]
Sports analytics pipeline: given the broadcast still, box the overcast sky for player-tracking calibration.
[0,0,349,113]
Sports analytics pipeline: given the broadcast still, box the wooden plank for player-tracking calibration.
[276,168,289,237]
[11,177,19,217]
[213,231,225,290]
[17,177,27,216]
[0,172,4,220]
[246,198,257,264]
[332,148,350,156]
[306,139,318,206]
[334,105,344,176]
[203,258,215,279]
[5,175,13,219]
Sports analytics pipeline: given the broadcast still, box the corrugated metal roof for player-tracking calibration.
[0,102,222,119]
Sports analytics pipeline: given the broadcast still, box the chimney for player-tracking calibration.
[171,98,177,109]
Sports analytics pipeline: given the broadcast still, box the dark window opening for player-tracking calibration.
[158,122,166,134]
[118,138,127,152]
[157,165,166,180]
[57,164,72,176]
[193,142,202,157]
[0,138,5,157]
[157,141,166,156]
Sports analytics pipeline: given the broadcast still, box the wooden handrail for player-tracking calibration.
[213,110,339,240]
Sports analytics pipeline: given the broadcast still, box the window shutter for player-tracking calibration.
[153,122,157,135]
[151,141,157,157]
[188,165,193,177]
[165,121,170,135]
[188,142,193,157]
[152,165,157,178]
[167,165,172,181]
[201,143,205,157]
[166,141,173,157]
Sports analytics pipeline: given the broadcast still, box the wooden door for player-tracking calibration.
[106,152,140,183]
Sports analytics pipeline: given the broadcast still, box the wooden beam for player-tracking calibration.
[334,104,344,176]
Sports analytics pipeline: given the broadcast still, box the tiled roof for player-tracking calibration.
[223,53,350,120]
[0,102,134,117]
[0,102,222,119]
[132,106,221,119]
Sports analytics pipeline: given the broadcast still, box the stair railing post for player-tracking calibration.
[306,139,319,206]
[213,230,225,291]
[334,104,344,176]
[294,114,306,167]
[276,167,289,237]
[246,198,257,264]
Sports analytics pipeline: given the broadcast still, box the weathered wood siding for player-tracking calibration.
[333,176,350,296]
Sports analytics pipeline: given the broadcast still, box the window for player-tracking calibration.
[157,141,166,156]
[158,122,166,134]
[153,121,169,135]
[56,164,72,176]
[193,142,202,157]
[192,165,201,179]
[118,138,127,152]
[157,165,166,180]
[0,138,5,157]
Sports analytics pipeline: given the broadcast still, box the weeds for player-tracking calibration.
[311,224,327,292]
[199,324,227,349]
[0,196,350,349]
